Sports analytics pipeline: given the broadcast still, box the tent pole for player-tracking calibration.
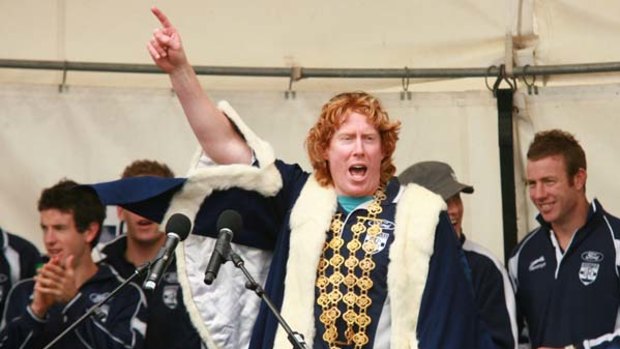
[1,59,620,79]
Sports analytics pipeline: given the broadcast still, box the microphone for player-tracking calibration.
[143,213,192,291]
[204,209,242,285]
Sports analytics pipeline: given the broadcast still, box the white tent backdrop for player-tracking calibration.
[2,82,620,262]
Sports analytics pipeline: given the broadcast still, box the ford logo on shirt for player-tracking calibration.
[379,220,396,231]
[581,251,604,263]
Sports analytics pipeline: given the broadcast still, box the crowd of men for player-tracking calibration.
[2,6,620,349]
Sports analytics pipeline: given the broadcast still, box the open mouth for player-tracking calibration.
[137,219,154,226]
[349,165,368,178]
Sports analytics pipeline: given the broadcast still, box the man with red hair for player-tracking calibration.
[90,7,494,349]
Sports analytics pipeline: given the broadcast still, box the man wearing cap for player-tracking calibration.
[399,161,518,349]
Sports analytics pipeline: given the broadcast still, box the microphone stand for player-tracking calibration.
[228,251,308,349]
[43,260,155,349]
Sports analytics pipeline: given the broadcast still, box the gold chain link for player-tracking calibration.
[316,188,386,348]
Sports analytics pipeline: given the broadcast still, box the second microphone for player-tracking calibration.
[204,209,243,285]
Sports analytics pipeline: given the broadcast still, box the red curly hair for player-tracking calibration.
[305,91,401,188]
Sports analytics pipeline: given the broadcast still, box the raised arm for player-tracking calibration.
[148,6,252,164]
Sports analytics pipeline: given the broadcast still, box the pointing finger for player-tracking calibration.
[151,6,173,29]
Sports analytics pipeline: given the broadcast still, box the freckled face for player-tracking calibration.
[324,112,384,197]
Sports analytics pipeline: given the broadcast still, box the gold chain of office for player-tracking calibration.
[316,188,387,348]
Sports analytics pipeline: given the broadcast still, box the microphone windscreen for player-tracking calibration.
[165,213,192,240]
[216,209,243,234]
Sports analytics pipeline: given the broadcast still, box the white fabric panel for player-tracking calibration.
[534,0,620,65]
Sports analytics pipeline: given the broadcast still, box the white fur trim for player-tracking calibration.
[274,176,337,348]
[389,183,445,349]
[275,182,445,349]
[164,101,283,349]
[162,161,281,227]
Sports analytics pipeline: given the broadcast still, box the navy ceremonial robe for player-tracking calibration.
[89,101,493,349]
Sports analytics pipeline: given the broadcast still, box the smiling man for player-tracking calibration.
[509,130,620,349]
[0,179,147,349]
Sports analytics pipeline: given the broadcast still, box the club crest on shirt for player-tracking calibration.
[95,304,111,323]
[579,262,600,286]
[163,285,179,309]
[363,232,389,255]
[362,219,393,255]
[579,251,603,286]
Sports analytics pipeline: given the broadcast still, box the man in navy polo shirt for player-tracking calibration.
[509,129,620,349]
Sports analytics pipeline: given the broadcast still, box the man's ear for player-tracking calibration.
[574,168,587,191]
[84,222,100,245]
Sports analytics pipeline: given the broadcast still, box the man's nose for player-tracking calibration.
[530,183,546,200]
[353,137,364,154]
[43,228,56,244]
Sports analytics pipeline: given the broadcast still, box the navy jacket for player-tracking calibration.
[0,263,147,349]
[99,235,205,349]
[509,199,620,348]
